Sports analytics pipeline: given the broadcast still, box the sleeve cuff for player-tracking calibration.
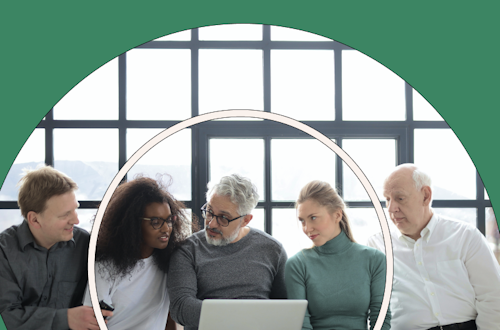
[53,308,69,330]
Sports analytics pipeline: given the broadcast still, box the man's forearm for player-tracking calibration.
[1,307,68,330]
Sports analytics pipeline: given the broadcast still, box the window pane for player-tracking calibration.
[209,139,264,200]
[413,89,444,121]
[155,30,191,41]
[248,208,265,232]
[271,26,332,41]
[77,208,97,233]
[54,58,118,120]
[342,50,405,121]
[346,208,386,246]
[127,129,192,201]
[54,129,118,201]
[271,50,335,120]
[271,139,336,201]
[272,208,312,258]
[199,50,263,115]
[0,129,45,201]
[0,210,24,233]
[433,208,476,227]
[485,188,489,200]
[342,139,396,201]
[127,49,191,120]
[199,24,262,41]
[414,129,476,200]
[486,207,500,264]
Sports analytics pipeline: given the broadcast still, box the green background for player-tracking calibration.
[1,1,499,329]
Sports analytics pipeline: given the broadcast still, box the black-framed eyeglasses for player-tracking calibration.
[141,215,176,230]
[201,204,246,227]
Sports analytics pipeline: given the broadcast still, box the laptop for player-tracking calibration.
[198,299,308,330]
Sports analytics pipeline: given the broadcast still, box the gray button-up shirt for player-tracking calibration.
[0,221,89,330]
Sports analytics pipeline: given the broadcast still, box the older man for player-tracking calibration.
[167,174,287,330]
[0,166,111,330]
[367,164,500,330]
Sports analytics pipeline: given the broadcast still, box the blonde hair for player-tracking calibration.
[296,180,356,242]
[17,165,77,219]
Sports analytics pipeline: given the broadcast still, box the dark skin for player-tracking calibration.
[165,312,178,330]
[140,202,173,258]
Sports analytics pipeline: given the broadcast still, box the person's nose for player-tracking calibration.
[70,210,80,225]
[387,200,399,213]
[207,216,219,229]
[302,221,312,235]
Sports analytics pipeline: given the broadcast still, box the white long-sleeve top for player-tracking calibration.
[83,255,170,330]
[367,213,500,330]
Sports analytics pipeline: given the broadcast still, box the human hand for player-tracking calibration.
[67,306,113,330]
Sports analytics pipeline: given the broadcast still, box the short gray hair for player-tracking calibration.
[412,167,432,191]
[206,174,259,216]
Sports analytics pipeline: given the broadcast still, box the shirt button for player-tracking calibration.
[435,312,439,316]
[425,278,429,281]
[42,296,47,301]
[418,262,422,265]
[431,292,435,296]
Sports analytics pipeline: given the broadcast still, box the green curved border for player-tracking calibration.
[1,1,499,329]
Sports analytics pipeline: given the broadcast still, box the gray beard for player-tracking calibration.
[205,223,241,246]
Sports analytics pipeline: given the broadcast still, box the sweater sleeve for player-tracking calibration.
[270,245,288,299]
[284,255,313,330]
[167,246,202,328]
[368,250,391,330]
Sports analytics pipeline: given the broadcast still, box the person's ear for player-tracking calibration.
[333,209,342,223]
[242,214,253,226]
[422,186,432,206]
[27,211,41,228]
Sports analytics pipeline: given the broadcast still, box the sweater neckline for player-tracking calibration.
[314,230,352,255]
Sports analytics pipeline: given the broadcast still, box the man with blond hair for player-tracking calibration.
[0,165,111,330]
[367,164,500,330]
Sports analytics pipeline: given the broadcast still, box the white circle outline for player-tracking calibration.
[88,109,393,330]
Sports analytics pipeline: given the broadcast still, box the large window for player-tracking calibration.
[0,24,496,260]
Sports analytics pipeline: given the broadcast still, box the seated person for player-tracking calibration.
[83,177,191,330]
[367,164,500,330]
[285,181,391,330]
[0,165,110,330]
[167,174,287,330]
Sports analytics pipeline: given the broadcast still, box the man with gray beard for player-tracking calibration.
[167,174,287,330]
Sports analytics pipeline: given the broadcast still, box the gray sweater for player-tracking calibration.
[167,227,288,330]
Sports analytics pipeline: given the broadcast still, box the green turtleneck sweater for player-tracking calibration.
[284,230,391,330]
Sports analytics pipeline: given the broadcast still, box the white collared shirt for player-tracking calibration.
[367,213,500,330]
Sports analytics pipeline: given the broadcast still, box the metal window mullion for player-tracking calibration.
[405,83,415,164]
[191,28,199,117]
[476,171,486,234]
[264,136,272,235]
[336,138,344,198]
[45,108,54,166]
[334,44,342,122]
[263,25,271,113]
[118,53,127,175]
[197,127,210,229]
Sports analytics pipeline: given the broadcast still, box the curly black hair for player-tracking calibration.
[95,175,193,278]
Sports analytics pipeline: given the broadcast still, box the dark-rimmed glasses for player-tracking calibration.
[141,215,176,230]
[201,204,246,227]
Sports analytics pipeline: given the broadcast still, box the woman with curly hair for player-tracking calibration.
[83,176,191,330]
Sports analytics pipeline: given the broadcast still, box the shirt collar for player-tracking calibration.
[396,211,438,245]
[17,220,76,251]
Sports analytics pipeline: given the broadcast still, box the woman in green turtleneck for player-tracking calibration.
[285,181,391,330]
